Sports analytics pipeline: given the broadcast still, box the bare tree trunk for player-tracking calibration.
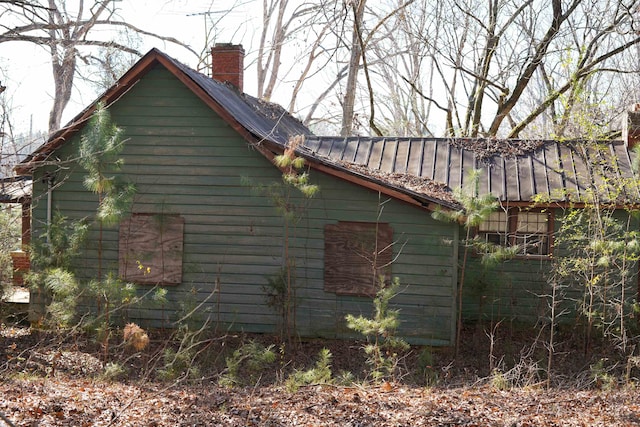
[341,0,366,137]
[487,0,580,135]
[2,0,198,134]
[48,45,76,133]
[258,0,287,100]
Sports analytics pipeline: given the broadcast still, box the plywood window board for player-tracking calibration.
[324,221,393,296]
[119,214,184,285]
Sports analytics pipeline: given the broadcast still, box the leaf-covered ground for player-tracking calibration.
[2,376,639,426]
[1,324,640,426]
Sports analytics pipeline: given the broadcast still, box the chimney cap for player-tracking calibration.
[214,42,241,46]
[212,43,244,50]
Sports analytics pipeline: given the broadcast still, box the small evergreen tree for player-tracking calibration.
[77,103,136,355]
[248,135,319,342]
[346,276,409,382]
[431,170,516,357]
[26,212,88,327]
[78,102,136,279]
[550,203,640,353]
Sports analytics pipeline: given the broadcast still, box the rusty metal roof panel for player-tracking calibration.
[582,146,604,198]
[556,144,580,201]
[329,137,347,159]
[459,148,476,191]
[342,137,357,163]
[304,137,322,154]
[531,148,547,200]
[302,137,640,206]
[613,143,640,200]
[447,146,463,191]
[421,139,437,180]
[542,143,562,200]
[406,139,421,176]
[433,140,451,184]
[368,139,384,171]
[516,155,535,201]
[504,158,519,201]
[379,138,396,173]
[395,139,410,174]
[353,138,372,165]
[318,137,338,157]
[487,159,506,200]
[407,139,425,176]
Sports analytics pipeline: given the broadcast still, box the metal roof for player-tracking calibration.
[0,177,31,202]
[302,137,640,205]
[17,48,640,209]
[16,49,455,210]
[161,53,312,144]
[17,49,312,173]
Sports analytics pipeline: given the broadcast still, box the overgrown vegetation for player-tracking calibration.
[432,170,517,357]
[525,143,640,385]
[246,135,319,343]
[539,198,640,386]
[219,340,276,387]
[550,205,640,351]
[77,102,136,280]
[346,276,409,383]
[0,205,21,299]
[26,213,88,328]
[285,347,333,392]
[4,96,640,427]
[25,105,144,356]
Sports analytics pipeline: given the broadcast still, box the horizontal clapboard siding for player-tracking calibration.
[461,210,640,324]
[30,64,457,345]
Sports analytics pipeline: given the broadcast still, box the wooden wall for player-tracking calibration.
[461,210,640,326]
[30,64,458,345]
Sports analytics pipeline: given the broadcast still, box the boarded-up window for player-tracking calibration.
[324,222,393,296]
[119,214,184,285]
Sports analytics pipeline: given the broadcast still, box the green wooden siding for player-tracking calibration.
[460,209,640,325]
[30,64,457,346]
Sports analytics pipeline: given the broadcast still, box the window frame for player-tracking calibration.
[476,208,553,258]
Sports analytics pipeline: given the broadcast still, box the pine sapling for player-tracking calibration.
[346,276,408,382]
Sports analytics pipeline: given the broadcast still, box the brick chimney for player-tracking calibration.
[211,43,244,92]
[622,103,640,150]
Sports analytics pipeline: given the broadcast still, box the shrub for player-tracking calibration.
[285,348,333,392]
[218,340,276,387]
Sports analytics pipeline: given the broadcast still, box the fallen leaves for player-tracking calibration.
[2,326,640,426]
[2,373,640,426]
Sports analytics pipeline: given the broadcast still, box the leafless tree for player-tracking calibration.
[253,0,342,112]
[5,0,638,139]
[340,0,366,136]
[303,0,640,138]
[0,0,198,134]
[400,0,640,138]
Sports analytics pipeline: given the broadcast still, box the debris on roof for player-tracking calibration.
[338,160,459,207]
[449,138,546,163]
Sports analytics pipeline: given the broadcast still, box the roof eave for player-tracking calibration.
[254,138,460,212]
[310,159,460,211]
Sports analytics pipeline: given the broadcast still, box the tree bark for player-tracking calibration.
[340,0,366,137]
